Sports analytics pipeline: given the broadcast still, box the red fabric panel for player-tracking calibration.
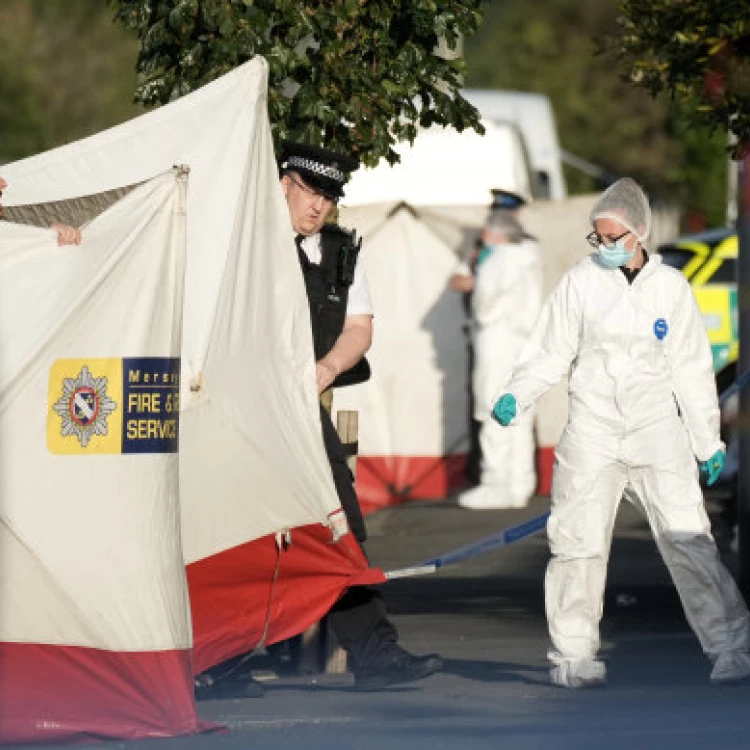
[266,524,385,645]
[536,446,555,497]
[355,446,557,512]
[187,533,278,675]
[355,454,468,514]
[187,524,385,675]
[0,643,208,745]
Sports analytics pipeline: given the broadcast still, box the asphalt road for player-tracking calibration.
[19,492,750,750]
[150,492,750,750]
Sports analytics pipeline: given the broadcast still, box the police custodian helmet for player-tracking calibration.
[280,142,360,200]
[490,187,527,211]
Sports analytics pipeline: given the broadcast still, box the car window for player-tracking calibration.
[658,247,697,271]
[707,259,736,284]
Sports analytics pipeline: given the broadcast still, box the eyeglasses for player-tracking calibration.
[287,173,337,204]
[586,229,630,250]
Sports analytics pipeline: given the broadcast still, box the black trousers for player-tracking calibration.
[464,325,482,487]
[319,405,398,667]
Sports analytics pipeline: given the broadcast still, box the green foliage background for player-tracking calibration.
[0,0,141,163]
[110,0,484,167]
[0,0,732,229]
[465,0,729,227]
[615,0,750,153]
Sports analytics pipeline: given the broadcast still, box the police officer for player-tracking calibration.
[278,142,442,690]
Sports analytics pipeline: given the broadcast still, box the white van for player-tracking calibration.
[463,89,567,201]
[342,117,534,208]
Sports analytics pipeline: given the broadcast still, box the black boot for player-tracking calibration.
[353,645,443,691]
[194,672,265,700]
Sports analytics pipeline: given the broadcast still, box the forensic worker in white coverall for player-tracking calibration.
[492,177,750,688]
[457,210,542,510]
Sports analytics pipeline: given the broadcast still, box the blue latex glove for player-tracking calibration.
[492,393,517,426]
[700,449,726,487]
[475,244,493,268]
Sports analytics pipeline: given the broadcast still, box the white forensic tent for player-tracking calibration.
[334,202,474,510]
[1,59,381,743]
[0,171,204,741]
[335,120,531,511]
[337,125,599,510]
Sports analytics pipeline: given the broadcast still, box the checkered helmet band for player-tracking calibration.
[287,156,345,183]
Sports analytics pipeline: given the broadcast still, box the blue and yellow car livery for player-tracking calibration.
[658,227,737,386]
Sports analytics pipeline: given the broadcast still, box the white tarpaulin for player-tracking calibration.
[1,59,380,741]
[1,60,336,544]
[335,203,476,509]
[0,170,204,742]
[337,195,600,510]
[333,121,533,509]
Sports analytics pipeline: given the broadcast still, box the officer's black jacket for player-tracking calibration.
[296,224,370,388]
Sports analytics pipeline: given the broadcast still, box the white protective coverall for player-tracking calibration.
[504,251,750,684]
[461,237,542,508]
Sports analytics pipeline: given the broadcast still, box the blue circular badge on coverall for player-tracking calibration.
[654,318,668,340]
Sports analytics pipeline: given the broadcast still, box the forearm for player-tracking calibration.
[503,286,578,409]
[319,318,372,376]
[506,351,570,411]
[449,274,474,293]
[673,372,723,461]
[668,291,723,460]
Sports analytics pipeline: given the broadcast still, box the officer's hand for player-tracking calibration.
[492,393,517,426]
[699,449,725,487]
[449,273,475,293]
[50,222,82,247]
[316,361,338,394]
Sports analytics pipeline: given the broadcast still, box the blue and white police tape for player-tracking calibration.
[385,370,750,581]
[386,511,550,580]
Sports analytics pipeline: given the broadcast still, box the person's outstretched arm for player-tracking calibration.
[1,176,82,246]
[500,271,582,416]
[667,280,723,462]
[315,314,373,394]
[50,222,83,246]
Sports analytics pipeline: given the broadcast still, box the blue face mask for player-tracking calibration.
[597,238,635,269]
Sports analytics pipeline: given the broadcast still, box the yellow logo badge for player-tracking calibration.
[48,357,180,455]
[48,359,123,455]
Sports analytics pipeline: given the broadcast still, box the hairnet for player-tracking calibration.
[590,177,651,241]
[485,209,525,244]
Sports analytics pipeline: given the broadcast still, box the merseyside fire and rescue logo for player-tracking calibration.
[52,365,118,448]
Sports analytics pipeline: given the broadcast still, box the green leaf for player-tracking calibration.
[111,0,484,164]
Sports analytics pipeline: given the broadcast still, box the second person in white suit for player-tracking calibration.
[458,209,542,510]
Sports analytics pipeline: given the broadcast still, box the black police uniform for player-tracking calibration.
[283,143,441,687]
[295,224,398,669]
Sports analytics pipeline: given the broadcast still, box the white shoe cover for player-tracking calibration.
[710,651,750,684]
[550,659,607,689]
[457,485,529,510]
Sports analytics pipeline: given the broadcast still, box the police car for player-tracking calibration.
[658,227,737,392]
